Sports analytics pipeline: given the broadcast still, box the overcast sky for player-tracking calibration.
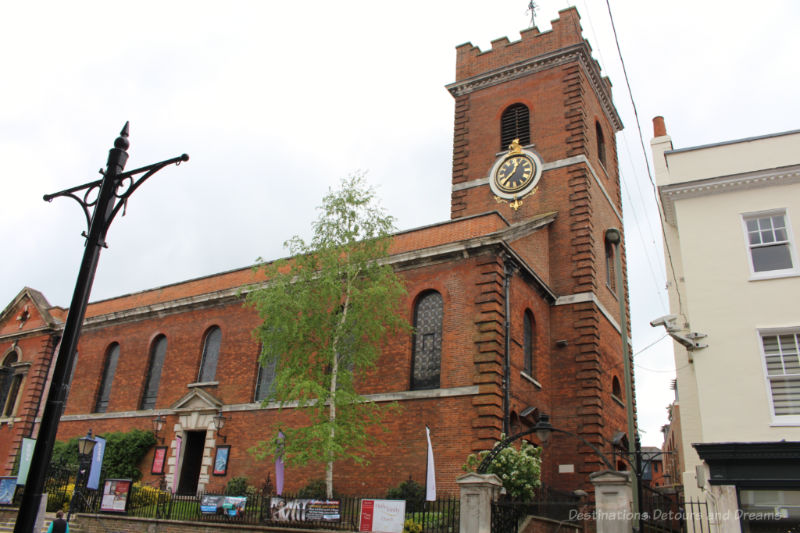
[2,1,798,449]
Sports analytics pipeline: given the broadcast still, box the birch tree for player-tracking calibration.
[246,174,409,498]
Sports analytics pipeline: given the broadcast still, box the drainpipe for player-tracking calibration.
[605,228,640,527]
[502,257,516,436]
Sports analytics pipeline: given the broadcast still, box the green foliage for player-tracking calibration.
[50,429,156,482]
[463,436,542,501]
[297,478,327,499]
[386,478,425,508]
[130,483,164,510]
[102,430,157,481]
[225,476,251,495]
[51,437,79,466]
[403,518,423,533]
[246,174,411,497]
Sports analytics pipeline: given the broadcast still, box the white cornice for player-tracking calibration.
[555,291,627,337]
[445,43,622,132]
[659,165,800,225]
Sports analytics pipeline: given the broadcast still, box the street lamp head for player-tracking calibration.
[213,411,228,443]
[152,415,166,444]
[77,430,96,457]
[533,413,553,445]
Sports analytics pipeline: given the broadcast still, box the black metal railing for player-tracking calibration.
[491,484,585,533]
[11,476,459,533]
[640,486,710,533]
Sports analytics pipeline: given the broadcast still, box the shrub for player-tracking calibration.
[224,476,250,495]
[386,478,425,508]
[297,479,327,499]
[463,435,542,501]
[50,429,156,482]
[403,518,422,533]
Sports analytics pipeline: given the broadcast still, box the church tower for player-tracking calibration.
[446,8,633,485]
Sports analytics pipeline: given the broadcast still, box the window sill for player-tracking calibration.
[188,381,219,388]
[612,394,625,408]
[749,270,800,282]
[520,372,541,389]
[770,416,800,427]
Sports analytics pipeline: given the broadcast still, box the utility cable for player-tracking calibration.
[603,0,685,318]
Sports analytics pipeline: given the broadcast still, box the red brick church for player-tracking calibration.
[0,8,632,496]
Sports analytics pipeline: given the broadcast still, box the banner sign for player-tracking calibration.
[359,499,406,533]
[87,436,106,490]
[200,494,247,517]
[269,497,341,522]
[16,438,35,486]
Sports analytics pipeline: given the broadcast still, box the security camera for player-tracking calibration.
[649,314,679,331]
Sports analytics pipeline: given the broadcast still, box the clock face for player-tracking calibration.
[489,149,543,201]
[495,155,535,194]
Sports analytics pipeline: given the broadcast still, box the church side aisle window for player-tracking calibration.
[254,349,277,402]
[500,103,530,150]
[411,291,443,390]
[94,343,120,413]
[141,335,167,410]
[198,326,222,383]
[0,351,22,418]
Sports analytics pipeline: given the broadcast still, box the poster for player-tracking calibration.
[100,479,131,513]
[200,494,247,517]
[213,446,229,476]
[359,499,405,533]
[0,477,16,504]
[151,446,167,475]
[269,497,341,522]
[16,438,35,486]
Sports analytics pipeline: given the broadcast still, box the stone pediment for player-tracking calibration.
[0,288,61,338]
[171,388,223,412]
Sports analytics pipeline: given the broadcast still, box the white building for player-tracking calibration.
[651,117,800,533]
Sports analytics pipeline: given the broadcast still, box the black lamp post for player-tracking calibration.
[66,430,97,522]
[14,124,188,533]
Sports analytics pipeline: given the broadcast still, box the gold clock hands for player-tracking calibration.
[499,158,520,187]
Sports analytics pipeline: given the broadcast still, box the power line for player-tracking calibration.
[602,0,685,319]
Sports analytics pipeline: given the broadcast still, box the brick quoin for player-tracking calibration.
[0,7,634,499]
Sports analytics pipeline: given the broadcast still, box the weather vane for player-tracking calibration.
[527,1,538,27]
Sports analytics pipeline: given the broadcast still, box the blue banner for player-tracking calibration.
[16,438,35,486]
[87,437,106,490]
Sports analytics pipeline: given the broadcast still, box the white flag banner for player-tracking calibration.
[425,426,436,501]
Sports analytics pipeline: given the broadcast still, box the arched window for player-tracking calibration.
[523,310,535,377]
[596,121,606,167]
[0,351,22,418]
[612,376,623,399]
[141,335,167,410]
[500,103,531,150]
[94,343,120,413]
[254,349,277,402]
[198,326,222,382]
[411,291,443,390]
[605,239,616,291]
